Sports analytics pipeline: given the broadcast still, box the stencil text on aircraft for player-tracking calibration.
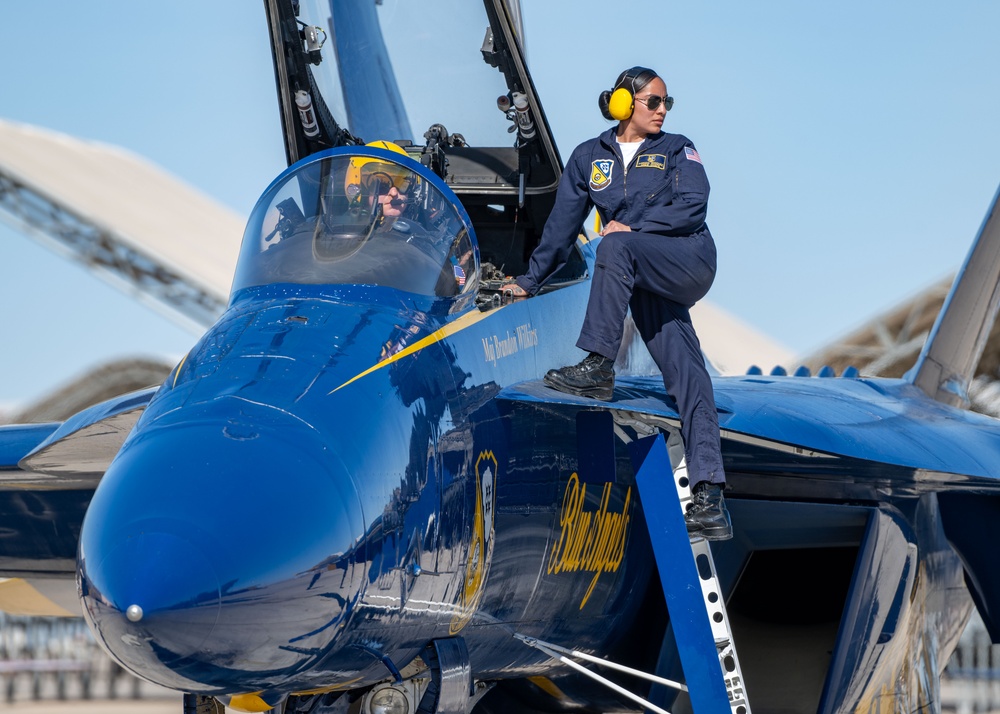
[482,322,538,365]
[547,472,631,609]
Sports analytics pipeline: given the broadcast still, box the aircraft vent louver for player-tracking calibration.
[746,365,763,375]
[817,365,836,378]
[842,365,860,379]
[794,365,812,377]
[770,365,788,376]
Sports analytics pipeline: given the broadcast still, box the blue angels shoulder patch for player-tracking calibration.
[590,159,614,191]
[635,154,666,170]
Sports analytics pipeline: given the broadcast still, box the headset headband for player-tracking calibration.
[616,67,656,93]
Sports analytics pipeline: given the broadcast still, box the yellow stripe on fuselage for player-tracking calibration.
[307,231,590,395]
[172,352,189,388]
[328,306,493,394]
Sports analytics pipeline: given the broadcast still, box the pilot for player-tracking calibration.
[345,140,415,221]
[345,141,473,295]
[508,67,731,540]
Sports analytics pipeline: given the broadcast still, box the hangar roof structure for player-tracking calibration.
[0,119,245,330]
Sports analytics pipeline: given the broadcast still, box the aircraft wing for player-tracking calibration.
[501,375,1000,486]
[3,386,157,486]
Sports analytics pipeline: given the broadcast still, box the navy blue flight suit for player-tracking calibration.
[516,127,725,488]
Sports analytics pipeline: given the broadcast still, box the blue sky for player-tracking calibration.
[1,1,999,410]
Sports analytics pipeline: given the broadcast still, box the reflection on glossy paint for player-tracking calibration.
[850,558,965,713]
[546,473,631,609]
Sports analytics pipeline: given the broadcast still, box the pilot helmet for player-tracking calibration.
[345,140,415,203]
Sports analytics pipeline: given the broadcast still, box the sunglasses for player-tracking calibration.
[362,169,414,195]
[346,168,415,205]
[634,95,674,112]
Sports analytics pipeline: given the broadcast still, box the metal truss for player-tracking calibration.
[798,280,951,380]
[0,170,224,331]
[792,277,1000,418]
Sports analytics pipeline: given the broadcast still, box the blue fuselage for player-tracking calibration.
[77,276,656,698]
[74,147,1000,711]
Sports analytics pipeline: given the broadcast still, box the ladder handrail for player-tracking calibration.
[514,633,688,692]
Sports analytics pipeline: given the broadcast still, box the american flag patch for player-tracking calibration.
[684,146,702,164]
[453,264,466,286]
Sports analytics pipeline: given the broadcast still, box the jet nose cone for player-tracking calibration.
[78,399,367,691]
[82,530,222,670]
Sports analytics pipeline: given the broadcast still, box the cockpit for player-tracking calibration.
[256,0,590,306]
[233,147,477,299]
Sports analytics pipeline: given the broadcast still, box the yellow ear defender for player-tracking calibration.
[608,87,635,121]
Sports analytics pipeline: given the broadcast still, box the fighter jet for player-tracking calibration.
[2,1,1000,713]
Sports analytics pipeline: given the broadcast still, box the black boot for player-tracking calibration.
[543,353,615,401]
[685,482,733,541]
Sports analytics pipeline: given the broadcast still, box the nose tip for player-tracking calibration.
[78,398,366,690]
[82,530,222,667]
[98,531,221,616]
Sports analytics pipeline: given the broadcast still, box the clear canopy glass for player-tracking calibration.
[233,151,477,298]
[297,0,513,148]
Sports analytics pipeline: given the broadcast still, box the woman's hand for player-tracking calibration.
[600,220,632,236]
[502,279,529,302]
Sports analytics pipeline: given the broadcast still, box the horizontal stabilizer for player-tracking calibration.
[907,184,1000,407]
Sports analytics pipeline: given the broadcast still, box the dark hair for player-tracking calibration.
[598,66,660,121]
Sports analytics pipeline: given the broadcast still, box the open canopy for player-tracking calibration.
[264,0,561,199]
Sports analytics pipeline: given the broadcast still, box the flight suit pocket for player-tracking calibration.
[646,181,671,204]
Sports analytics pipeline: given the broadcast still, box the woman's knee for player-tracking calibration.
[596,231,635,266]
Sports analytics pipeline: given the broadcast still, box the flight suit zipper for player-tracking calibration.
[609,144,628,205]
[615,140,645,217]
[603,135,653,226]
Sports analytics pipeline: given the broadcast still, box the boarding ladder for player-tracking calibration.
[517,430,750,714]
[635,430,750,714]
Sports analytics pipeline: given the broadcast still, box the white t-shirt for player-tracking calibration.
[617,138,643,173]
